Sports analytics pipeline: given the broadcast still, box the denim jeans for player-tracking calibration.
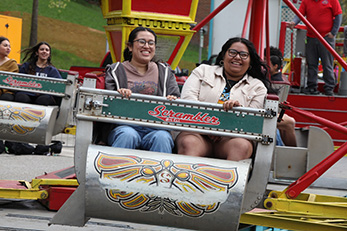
[107,125,174,153]
[275,129,284,146]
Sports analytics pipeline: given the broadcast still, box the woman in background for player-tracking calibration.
[0,36,19,101]
[18,41,62,105]
[0,36,19,153]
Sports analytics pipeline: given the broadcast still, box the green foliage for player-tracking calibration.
[51,48,99,70]
[180,44,208,73]
[0,0,105,31]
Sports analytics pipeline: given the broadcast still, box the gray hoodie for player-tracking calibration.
[105,62,180,97]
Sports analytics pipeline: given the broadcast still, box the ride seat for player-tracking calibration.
[0,70,78,145]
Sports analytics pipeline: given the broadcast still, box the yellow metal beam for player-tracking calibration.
[0,188,48,200]
[0,179,78,200]
[240,191,347,230]
[240,210,347,231]
[264,191,347,220]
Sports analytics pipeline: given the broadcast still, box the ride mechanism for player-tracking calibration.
[1,0,347,230]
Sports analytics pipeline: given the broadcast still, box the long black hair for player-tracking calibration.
[215,37,276,94]
[21,41,53,75]
[123,26,157,62]
[269,46,283,71]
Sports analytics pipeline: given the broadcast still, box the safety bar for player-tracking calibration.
[0,71,74,98]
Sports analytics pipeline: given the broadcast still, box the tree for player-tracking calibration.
[29,0,39,47]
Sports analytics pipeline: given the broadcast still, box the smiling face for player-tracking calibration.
[223,42,250,80]
[0,39,11,58]
[128,31,156,66]
[36,44,51,62]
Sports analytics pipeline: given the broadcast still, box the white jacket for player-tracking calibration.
[181,64,267,109]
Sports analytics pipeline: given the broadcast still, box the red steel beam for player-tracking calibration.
[241,0,253,38]
[282,102,347,199]
[249,0,266,53]
[192,0,234,32]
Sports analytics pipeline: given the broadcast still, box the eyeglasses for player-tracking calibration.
[227,49,249,60]
[133,39,156,47]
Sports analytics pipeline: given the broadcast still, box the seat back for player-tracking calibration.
[272,78,291,103]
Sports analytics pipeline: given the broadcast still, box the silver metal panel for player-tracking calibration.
[272,82,290,103]
[84,145,251,231]
[273,146,307,179]
[53,72,78,135]
[307,126,334,171]
[0,101,58,145]
[49,184,89,227]
[241,98,278,212]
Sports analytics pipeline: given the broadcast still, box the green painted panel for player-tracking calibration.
[0,73,66,93]
[102,97,264,134]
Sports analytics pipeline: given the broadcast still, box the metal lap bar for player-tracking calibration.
[77,87,273,143]
[0,71,70,97]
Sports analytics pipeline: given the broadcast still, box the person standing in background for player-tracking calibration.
[288,0,342,96]
[265,46,297,147]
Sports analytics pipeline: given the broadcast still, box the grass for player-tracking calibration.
[0,0,105,31]
[52,48,99,70]
[179,44,208,72]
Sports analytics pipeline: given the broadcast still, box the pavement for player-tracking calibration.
[0,137,346,230]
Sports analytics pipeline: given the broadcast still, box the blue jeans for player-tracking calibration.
[276,129,284,146]
[107,125,174,153]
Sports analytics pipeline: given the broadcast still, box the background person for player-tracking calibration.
[176,37,275,161]
[288,0,342,96]
[0,36,19,153]
[18,41,62,105]
[104,26,180,153]
[265,46,297,147]
[0,36,19,101]
[4,42,63,155]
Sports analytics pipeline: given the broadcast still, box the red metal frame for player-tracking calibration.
[282,102,347,198]
[241,0,253,38]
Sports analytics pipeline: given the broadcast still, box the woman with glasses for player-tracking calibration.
[104,26,180,153]
[176,37,274,161]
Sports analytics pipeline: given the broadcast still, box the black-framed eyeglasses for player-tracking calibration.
[227,49,249,60]
[134,39,156,47]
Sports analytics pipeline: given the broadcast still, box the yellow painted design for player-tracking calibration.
[0,104,46,134]
[95,153,238,217]
[142,167,154,175]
